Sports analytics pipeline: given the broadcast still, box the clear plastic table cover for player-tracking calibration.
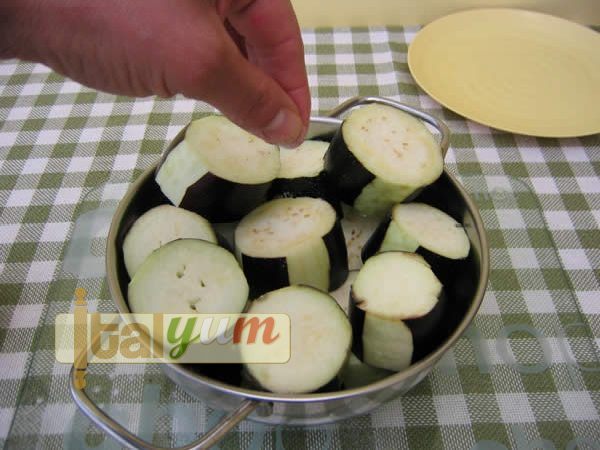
[7,173,600,449]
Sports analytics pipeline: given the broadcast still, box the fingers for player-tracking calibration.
[186,33,305,147]
[5,0,311,148]
[226,0,311,128]
[223,19,247,58]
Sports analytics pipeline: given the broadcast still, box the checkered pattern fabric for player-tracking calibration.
[1,27,599,449]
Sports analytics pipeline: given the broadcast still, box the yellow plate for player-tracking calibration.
[408,9,600,137]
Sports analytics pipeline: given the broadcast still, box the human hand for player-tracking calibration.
[2,0,310,146]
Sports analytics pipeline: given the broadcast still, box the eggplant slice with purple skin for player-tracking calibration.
[362,203,470,260]
[324,104,443,217]
[155,115,280,222]
[122,204,217,278]
[349,251,444,371]
[267,140,342,216]
[235,197,348,298]
[361,202,470,295]
[242,285,352,394]
[128,238,249,315]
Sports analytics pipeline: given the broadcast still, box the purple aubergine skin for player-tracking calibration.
[417,247,463,289]
[178,172,273,223]
[406,289,448,362]
[117,177,171,247]
[348,289,368,361]
[239,217,349,299]
[116,176,235,280]
[411,175,481,339]
[360,171,474,288]
[116,177,170,288]
[411,173,466,229]
[215,231,234,254]
[323,220,349,290]
[323,125,375,205]
[241,254,290,299]
[267,173,344,218]
[348,282,448,367]
[360,213,393,262]
[360,194,474,316]
[360,214,467,279]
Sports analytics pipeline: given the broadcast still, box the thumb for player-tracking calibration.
[191,42,306,147]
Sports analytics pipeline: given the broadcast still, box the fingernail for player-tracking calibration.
[263,109,304,147]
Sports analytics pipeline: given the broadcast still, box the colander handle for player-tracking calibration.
[70,364,258,449]
[325,95,450,159]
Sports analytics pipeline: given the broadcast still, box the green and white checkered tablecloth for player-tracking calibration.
[1,27,599,449]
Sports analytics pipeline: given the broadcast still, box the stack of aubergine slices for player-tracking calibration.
[124,104,470,394]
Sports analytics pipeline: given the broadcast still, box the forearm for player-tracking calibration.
[0,0,310,145]
[0,1,24,58]
[0,0,92,80]
[1,0,77,63]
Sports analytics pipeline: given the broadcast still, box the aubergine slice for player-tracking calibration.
[234,197,348,298]
[276,140,329,180]
[242,285,352,394]
[267,140,342,216]
[122,205,217,278]
[155,115,280,222]
[350,252,443,371]
[128,239,248,314]
[340,352,392,389]
[324,104,443,217]
[363,203,470,259]
[361,203,471,288]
